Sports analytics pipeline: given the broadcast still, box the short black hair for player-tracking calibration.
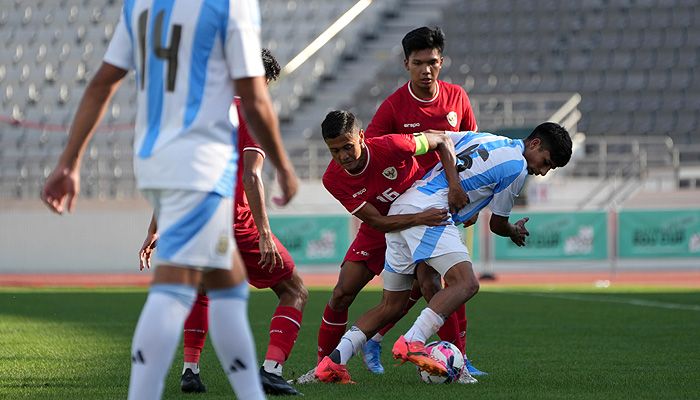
[401,26,445,59]
[262,48,281,82]
[321,110,360,140]
[526,122,573,167]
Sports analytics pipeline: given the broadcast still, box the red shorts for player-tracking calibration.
[342,223,387,276]
[235,229,295,289]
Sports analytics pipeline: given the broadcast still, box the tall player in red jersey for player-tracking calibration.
[292,110,467,384]
[362,26,485,379]
[139,50,306,397]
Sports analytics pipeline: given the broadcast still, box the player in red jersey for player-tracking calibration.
[138,50,306,397]
[362,27,484,380]
[291,109,467,384]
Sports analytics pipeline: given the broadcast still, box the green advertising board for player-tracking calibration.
[618,209,700,258]
[269,215,350,265]
[494,211,608,260]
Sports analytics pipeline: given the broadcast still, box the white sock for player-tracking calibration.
[127,285,196,400]
[370,333,384,343]
[183,362,199,374]
[337,326,367,364]
[208,283,265,400]
[263,359,283,376]
[404,308,445,344]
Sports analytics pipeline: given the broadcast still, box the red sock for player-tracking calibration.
[317,304,347,363]
[377,285,421,337]
[265,306,303,364]
[436,309,460,347]
[457,303,467,354]
[183,293,209,364]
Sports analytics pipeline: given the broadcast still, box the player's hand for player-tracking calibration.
[272,166,299,206]
[462,212,479,228]
[509,217,529,246]
[418,208,450,226]
[258,233,284,272]
[139,231,158,271]
[41,166,80,215]
[447,184,469,215]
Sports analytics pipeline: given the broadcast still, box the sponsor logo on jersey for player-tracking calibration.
[447,111,458,127]
[216,234,229,255]
[383,167,398,180]
[404,122,421,128]
[352,188,367,198]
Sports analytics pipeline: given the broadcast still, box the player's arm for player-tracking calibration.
[354,203,449,233]
[488,172,529,246]
[41,62,127,214]
[234,77,298,206]
[490,215,529,247]
[241,149,284,272]
[418,130,469,214]
[139,213,159,270]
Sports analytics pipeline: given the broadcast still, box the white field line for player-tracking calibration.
[500,291,700,312]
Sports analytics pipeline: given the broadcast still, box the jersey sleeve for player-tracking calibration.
[237,106,265,157]
[323,172,366,214]
[459,89,478,132]
[364,99,396,138]
[225,0,265,79]
[103,10,134,70]
[381,134,418,162]
[490,169,527,217]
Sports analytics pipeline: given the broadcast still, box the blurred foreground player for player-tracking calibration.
[42,2,298,399]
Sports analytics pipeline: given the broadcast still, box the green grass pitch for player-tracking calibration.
[1,286,699,399]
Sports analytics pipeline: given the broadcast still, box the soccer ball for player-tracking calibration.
[417,341,464,384]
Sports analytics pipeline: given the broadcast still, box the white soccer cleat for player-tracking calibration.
[457,368,478,384]
[288,367,319,385]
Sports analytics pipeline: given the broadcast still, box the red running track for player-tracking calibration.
[1,270,699,288]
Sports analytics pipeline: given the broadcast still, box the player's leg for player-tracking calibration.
[261,270,307,395]
[180,287,209,392]
[417,264,462,356]
[128,266,201,400]
[203,250,265,400]
[317,273,412,384]
[317,260,375,362]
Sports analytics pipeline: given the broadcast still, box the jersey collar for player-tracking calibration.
[407,80,440,103]
[344,145,371,176]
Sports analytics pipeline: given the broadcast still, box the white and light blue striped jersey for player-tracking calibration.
[390,131,528,224]
[103,0,265,196]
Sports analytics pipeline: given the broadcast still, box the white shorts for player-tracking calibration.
[384,214,471,277]
[142,189,235,270]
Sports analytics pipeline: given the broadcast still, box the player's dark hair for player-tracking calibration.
[321,110,359,140]
[262,48,281,82]
[402,26,445,59]
[526,122,573,167]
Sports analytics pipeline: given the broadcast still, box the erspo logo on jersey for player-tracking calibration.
[352,188,367,198]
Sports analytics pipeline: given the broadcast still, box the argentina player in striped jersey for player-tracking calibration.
[313,123,572,382]
[41,1,297,399]
[384,123,572,373]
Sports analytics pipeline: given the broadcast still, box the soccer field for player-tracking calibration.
[1,286,699,399]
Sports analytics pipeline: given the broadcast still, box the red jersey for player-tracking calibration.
[322,134,421,218]
[364,80,478,171]
[233,99,265,235]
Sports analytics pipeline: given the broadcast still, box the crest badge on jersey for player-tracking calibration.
[446,111,458,128]
[383,167,398,180]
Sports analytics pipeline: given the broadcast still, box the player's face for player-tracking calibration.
[325,129,367,173]
[405,48,443,93]
[524,138,555,176]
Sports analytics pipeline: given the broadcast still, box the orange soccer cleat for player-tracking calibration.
[314,356,355,384]
[392,335,448,377]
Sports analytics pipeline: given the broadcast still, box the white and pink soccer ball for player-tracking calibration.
[417,341,464,384]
